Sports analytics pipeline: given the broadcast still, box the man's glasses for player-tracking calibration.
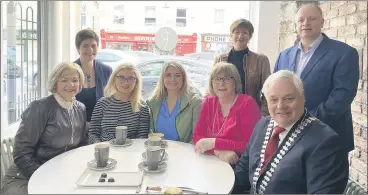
[116,75,137,83]
[212,76,234,84]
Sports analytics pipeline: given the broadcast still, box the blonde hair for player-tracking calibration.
[149,61,197,101]
[208,62,243,96]
[48,62,85,93]
[104,63,143,112]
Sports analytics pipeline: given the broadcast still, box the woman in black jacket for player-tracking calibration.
[1,62,88,195]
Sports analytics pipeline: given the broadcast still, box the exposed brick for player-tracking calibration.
[355,90,368,105]
[330,1,348,9]
[335,37,346,43]
[363,47,367,77]
[280,22,296,33]
[346,36,365,47]
[352,104,362,116]
[354,135,367,152]
[360,149,368,163]
[319,2,331,12]
[354,123,363,136]
[358,23,367,35]
[338,4,357,16]
[350,167,360,181]
[358,178,367,191]
[358,48,364,77]
[324,28,338,38]
[358,1,368,12]
[351,158,368,175]
[323,20,330,29]
[358,80,365,91]
[337,25,357,37]
[279,34,297,51]
[330,16,346,27]
[347,12,368,25]
[280,3,298,22]
[324,9,338,20]
[362,128,367,140]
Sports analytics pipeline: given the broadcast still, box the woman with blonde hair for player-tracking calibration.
[193,62,261,165]
[1,62,88,195]
[88,63,150,143]
[147,61,203,143]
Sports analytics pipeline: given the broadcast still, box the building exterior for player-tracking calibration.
[81,1,254,53]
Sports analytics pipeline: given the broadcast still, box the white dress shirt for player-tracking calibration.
[295,34,324,77]
[273,121,297,146]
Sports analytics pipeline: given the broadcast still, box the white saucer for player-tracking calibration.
[87,158,117,171]
[144,140,168,148]
[109,138,133,147]
[142,151,168,161]
[138,161,167,173]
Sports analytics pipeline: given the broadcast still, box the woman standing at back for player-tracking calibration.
[214,19,271,115]
[74,29,112,123]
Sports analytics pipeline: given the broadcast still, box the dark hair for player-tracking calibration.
[75,29,100,49]
[230,19,254,38]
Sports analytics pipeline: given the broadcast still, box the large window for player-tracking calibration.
[1,1,40,129]
[176,8,186,27]
[144,6,156,26]
[113,4,124,24]
[214,9,224,23]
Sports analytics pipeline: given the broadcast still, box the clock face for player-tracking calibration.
[154,27,178,52]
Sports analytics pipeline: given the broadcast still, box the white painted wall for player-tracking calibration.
[254,1,281,69]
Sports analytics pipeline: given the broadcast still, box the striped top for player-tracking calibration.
[88,96,150,143]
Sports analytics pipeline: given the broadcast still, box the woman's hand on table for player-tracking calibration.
[214,150,239,165]
[194,138,215,153]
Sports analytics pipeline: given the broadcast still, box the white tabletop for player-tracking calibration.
[28,139,235,194]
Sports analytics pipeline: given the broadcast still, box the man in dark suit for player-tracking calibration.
[274,4,359,154]
[232,70,348,194]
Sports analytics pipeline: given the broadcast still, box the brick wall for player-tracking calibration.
[279,1,368,190]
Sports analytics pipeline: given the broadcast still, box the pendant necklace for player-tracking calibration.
[211,95,238,137]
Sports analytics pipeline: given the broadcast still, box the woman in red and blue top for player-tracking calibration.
[193,62,261,165]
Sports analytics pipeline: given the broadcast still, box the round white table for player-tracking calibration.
[28,139,235,194]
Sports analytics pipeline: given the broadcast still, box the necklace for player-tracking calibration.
[84,73,92,88]
[211,95,238,137]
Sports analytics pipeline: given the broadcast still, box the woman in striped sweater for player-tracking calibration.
[88,63,150,143]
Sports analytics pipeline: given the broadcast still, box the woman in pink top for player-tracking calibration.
[193,62,261,165]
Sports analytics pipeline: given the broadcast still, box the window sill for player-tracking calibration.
[1,121,20,139]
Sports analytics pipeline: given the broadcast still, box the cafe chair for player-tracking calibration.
[1,137,15,189]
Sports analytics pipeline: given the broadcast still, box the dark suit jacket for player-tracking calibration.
[74,59,112,101]
[274,34,359,152]
[233,115,349,194]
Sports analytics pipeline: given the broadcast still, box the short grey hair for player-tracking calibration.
[262,70,304,97]
[48,62,85,93]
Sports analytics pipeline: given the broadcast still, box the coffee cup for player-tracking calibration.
[146,146,165,170]
[148,136,162,146]
[94,143,110,167]
[115,126,128,145]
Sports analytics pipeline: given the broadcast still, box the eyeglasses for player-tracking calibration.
[116,76,137,83]
[212,76,234,84]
